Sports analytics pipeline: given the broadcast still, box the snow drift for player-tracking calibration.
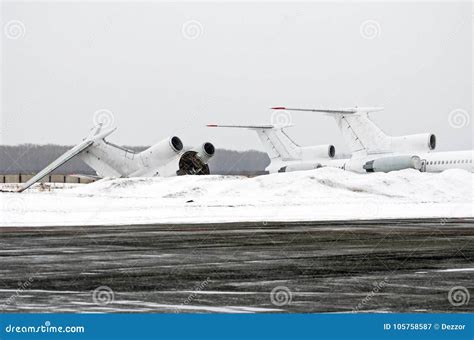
[0,168,472,227]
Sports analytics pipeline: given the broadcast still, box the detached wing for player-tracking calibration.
[17,139,93,192]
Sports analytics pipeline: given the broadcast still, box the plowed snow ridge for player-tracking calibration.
[1,168,472,226]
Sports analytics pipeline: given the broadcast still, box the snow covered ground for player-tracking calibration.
[0,168,472,227]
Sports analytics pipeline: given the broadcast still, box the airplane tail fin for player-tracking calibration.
[207,124,301,160]
[272,107,389,154]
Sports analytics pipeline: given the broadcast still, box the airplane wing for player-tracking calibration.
[17,125,117,193]
[271,107,384,114]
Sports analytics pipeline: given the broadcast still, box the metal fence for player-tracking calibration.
[0,174,95,184]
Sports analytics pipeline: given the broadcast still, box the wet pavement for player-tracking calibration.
[0,218,473,313]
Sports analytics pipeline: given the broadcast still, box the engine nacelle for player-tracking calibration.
[140,136,183,167]
[196,142,216,164]
[390,133,436,152]
[300,144,336,159]
[363,155,422,173]
[278,163,322,173]
[177,142,216,175]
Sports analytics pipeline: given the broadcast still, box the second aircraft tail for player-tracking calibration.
[271,107,390,155]
[207,124,301,161]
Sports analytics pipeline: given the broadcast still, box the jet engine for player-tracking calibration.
[140,136,183,167]
[390,133,436,152]
[177,142,216,175]
[278,163,322,173]
[300,144,336,159]
[363,155,422,173]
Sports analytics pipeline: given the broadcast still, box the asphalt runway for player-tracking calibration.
[0,218,473,313]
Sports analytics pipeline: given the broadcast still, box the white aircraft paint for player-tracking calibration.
[17,124,215,192]
[207,124,337,173]
[272,107,473,173]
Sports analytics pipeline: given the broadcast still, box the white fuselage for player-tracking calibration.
[79,139,181,178]
[315,150,473,173]
[413,150,473,173]
[272,107,473,174]
[17,126,217,193]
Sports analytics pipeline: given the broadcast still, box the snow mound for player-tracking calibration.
[1,168,472,226]
[72,168,471,205]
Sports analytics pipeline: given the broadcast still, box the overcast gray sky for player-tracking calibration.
[1,1,472,153]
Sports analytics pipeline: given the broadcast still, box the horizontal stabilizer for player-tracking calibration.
[206,124,292,130]
[271,107,384,114]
